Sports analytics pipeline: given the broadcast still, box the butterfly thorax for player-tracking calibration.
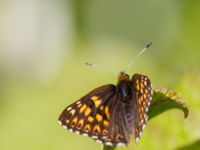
[117,72,133,101]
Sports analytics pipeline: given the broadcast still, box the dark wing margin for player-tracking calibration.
[58,84,117,144]
[132,73,153,142]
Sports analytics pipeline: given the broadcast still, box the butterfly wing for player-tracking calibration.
[58,84,130,146]
[58,85,117,142]
[132,73,153,141]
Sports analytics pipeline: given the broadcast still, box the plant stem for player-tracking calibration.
[103,145,116,150]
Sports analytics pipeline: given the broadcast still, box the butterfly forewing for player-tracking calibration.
[132,74,153,141]
[58,85,116,143]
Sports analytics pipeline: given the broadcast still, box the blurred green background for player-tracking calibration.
[0,0,200,150]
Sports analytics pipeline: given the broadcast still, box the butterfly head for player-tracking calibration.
[118,71,130,82]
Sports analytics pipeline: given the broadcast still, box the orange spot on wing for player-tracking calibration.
[100,106,104,110]
[140,88,144,93]
[96,114,103,122]
[116,134,123,141]
[79,104,87,113]
[136,79,139,84]
[105,106,110,120]
[143,94,147,99]
[103,120,109,127]
[84,124,91,132]
[88,116,94,122]
[77,119,84,129]
[140,83,144,89]
[144,80,147,86]
[93,125,101,135]
[140,107,144,114]
[136,84,140,91]
[91,96,102,108]
[145,89,148,94]
[84,107,91,116]
[138,98,141,105]
[102,129,108,136]
[71,117,78,127]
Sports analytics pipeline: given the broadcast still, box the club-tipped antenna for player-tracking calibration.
[86,62,118,75]
[125,42,152,72]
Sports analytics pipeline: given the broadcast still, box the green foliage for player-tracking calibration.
[177,139,200,150]
[148,88,188,120]
[103,87,189,150]
[103,145,116,150]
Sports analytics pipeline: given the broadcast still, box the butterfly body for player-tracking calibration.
[117,72,133,102]
[58,72,153,146]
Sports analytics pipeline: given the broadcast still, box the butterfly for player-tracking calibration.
[58,71,153,146]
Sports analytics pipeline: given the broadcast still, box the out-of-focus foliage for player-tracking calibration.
[177,139,200,150]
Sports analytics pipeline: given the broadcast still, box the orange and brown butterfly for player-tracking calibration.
[58,44,153,146]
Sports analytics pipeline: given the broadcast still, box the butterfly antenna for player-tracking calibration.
[125,42,152,72]
[86,62,118,75]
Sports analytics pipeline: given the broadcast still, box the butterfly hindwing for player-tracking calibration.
[58,84,116,143]
[132,74,153,141]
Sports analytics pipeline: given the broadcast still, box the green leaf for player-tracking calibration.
[102,87,189,150]
[148,87,189,120]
